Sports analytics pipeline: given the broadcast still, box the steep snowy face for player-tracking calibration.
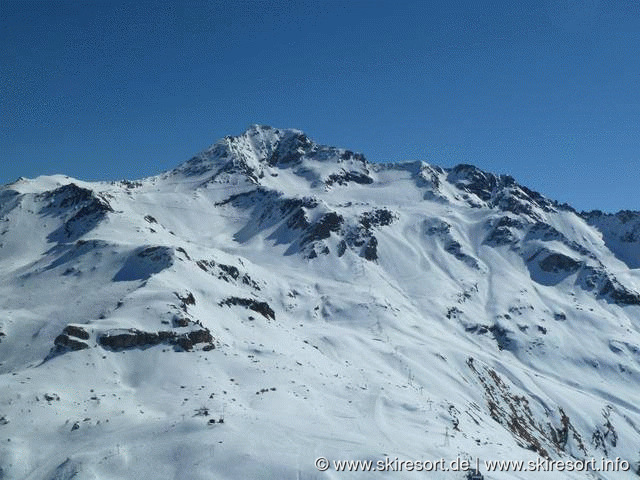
[1,126,640,480]
[583,210,640,269]
[445,163,563,220]
[165,128,640,307]
[167,124,372,196]
[172,125,295,178]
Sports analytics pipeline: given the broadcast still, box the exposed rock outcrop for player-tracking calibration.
[219,297,276,320]
[98,327,213,352]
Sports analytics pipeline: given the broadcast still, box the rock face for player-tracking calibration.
[426,219,480,269]
[325,169,373,187]
[40,183,113,242]
[538,252,581,273]
[50,325,91,356]
[303,212,344,244]
[53,333,89,352]
[62,325,90,340]
[98,328,213,352]
[447,164,561,218]
[219,297,275,320]
[484,215,525,246]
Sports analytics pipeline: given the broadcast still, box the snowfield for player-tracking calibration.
[1,125,639,479]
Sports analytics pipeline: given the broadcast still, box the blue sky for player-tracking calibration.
[1,0,638,212]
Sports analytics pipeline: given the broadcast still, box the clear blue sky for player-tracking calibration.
[1,0,638,212]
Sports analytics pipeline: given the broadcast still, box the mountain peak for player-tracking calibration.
[241,123,304,140]
[170,126,368,186]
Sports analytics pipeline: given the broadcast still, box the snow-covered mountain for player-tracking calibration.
[1,125,639,479]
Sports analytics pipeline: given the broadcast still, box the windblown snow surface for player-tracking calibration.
[1,125,639,479]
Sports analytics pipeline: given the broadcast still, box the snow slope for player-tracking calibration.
[1,125,639,479]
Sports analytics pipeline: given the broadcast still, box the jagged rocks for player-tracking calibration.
[298,211,344,258]
[488,324,515,351]
[266,131,315,166]
[549,408,587,455]
[325,169,373,187]
[195,259,261,290]
[579,266,640,306]
[119,179,143,189]
[527,248,584,285]
[526,248,640,305]
[41,183,102,210]
[467,358,588,459]
[220,192,395,263]
[425,219,480,269]
[284,200,313,230]
[445,240,480,270]
[177,329,214,351]
[484,215,525,246]
[139,246,174,262]
[359,208,396,229]
[447,164,558,218]
[538,253,581,273]
[415,163,443,192]
[447,306,463,320]
[172,316,191,327]
[188,329,213,344]
[219,297,275,320]
[599,276,640,306]
[40,184,114,242]
[363,236,378,261]
[328,208,397,261]
[448,164,503,202]
[53,334,88,352]
[175,291,196,312]
[51,325,91,355]
[464,322,516,351]
[97,327,213,352]
[62,325,90,340]
[465,323,488,334]
[214,188,263,208]
[175,143,229,177]
[44,393,60,402]
[491,188,539,217]
[98,329,175,350]
[425,219,451,236]
[592,406,618,456]
[196,260,210,272]
[303,212,344,243]
[218,264,240,280]
[526,223,594,258]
